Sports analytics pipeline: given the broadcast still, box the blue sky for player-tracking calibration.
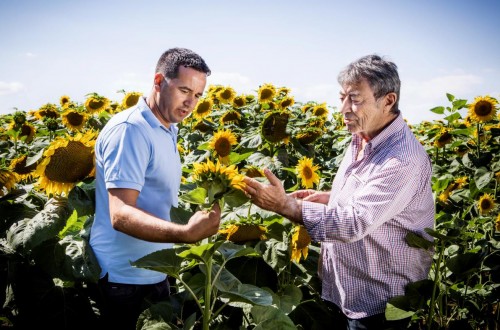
[1,0,499,123]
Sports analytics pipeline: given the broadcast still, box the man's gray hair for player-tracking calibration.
[338,54,400,114]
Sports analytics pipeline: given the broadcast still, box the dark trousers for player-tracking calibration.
[324,300,410,330]
[95,274,170,330]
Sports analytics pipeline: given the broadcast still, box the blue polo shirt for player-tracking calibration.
[90,97,181,284]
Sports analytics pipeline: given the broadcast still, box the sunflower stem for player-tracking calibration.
[476,123,481,156]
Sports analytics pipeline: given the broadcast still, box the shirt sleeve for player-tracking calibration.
[100,123,151,191]
[303,157,424,243]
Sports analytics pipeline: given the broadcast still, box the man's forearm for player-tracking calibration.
[277,195,303,224]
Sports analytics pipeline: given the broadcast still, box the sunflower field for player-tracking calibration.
[0,85,499,330]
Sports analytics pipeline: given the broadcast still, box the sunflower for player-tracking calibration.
[216,86,236,104]
[478,193,495,215]
[193,98,214,119]
[209,129,238,162]
[62,109,88,132]
[434,128,453,148]
[296,127,323,145]
[232,95,247,108]
[496,213,500,232]
[84,93,110,114]
[296,156,320,189]
[33,131,97,196]
[121,92,142,110]
[220,110,241,125]
[290,225,311,263]
[455,176,468,189]
[455,145,469,157]
[312,103,329,117]
[9,154,38,181]
[438,191,450,204]
[258,83,276,103]
[193,119,214,133]
[60,95,71,108]
[261,111,290,143]
[242,166,264,178]
[13,111,26,125]
[191,159,246,204]
[35,103,59,120]
[9,122,36,143]
[219,223,267,243]
[495,171,500,184]
[467,96,498,123]
[301,103,314,113]
[462,115,473,127]
[276,96,293,110]
[0,169,17,197]
[277,87,291,96]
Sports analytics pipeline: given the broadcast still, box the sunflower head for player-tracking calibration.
[496,213,500,232]
[0,169,18,197]
[193,119,215,133]
[62,109,88,132]
[121,92,142,110]
[434,128,453,148]
[13,111,27,125]
[10,154,38,181]
[9,122,36,143]
[216,87,236,104]
[258,83,276,103]
[468,96,498,123]
[478,193,495,215]
[33,131,97,196]
[296,156,320,189]
[261,111,290,143]
[193,98,214,119]
[209,129,238,161]
[60,95,71,108]
[191,159,246,203]
[301,103,314,113]
[232,95,247,108]
[84,93,110,114]
[220,110,242,125]
[44,118,60,132]
[277,87,291,97]
[219,223,267,243]
[35,103,59,120]
[290,225,311,263]
[312,103,329,117]
[296,127,323,145]
[242,166,265,178]
[278,96,295,109]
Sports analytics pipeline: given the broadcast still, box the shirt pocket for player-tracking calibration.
[336,173,365,207]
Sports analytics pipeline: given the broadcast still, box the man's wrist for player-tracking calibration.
[280,195,303,224]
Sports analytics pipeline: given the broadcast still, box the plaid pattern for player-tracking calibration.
[302,115,434,319]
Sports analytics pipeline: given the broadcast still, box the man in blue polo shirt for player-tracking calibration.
[90,48,220,329]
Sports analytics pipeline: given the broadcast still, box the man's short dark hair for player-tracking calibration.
[156,48,211,79]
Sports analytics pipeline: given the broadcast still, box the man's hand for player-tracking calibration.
[244,169,303,223]
[290,190,330,204]
[185,203,222,243]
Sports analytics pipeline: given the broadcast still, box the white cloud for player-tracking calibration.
[0,81,24,96]
[23,52,36,58]
[207,72,253,93]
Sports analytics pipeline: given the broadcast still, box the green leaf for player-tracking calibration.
[452,99,468,110]
[385,297,415,321]
[131,248,187,277]
[251,305,296,329]
[446,252,482,276]
[444,112,461,123]
[228,151,253,165]
[178,241,224,264]
[430,106,445,114]
[217,241,260,262]
[271,285,303,314]
[474,167,493,190]
[68,182,95,217]
[26,148,45,167]
[205,263,241,292]
[446,93,455,102]
[223,188,250,208]
[220,284,273,306]
[179,187,207,205]
[169,206,193,225]
[405,232,434,250]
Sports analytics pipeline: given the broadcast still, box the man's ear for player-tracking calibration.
[384,92,397,111]
[153,73,163,91]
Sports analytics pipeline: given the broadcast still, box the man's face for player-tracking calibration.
[157,66,207,126]
[339,78,395,140]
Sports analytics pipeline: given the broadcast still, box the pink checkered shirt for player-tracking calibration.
[302,114,434,319]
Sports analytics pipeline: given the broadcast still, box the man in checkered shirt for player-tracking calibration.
[244,54,434,330]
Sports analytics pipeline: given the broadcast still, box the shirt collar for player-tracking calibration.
[353,114,406,155]
[138,97,178,134]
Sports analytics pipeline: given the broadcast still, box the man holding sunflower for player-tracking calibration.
[90,48,221,329]
[244,55,434,330]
